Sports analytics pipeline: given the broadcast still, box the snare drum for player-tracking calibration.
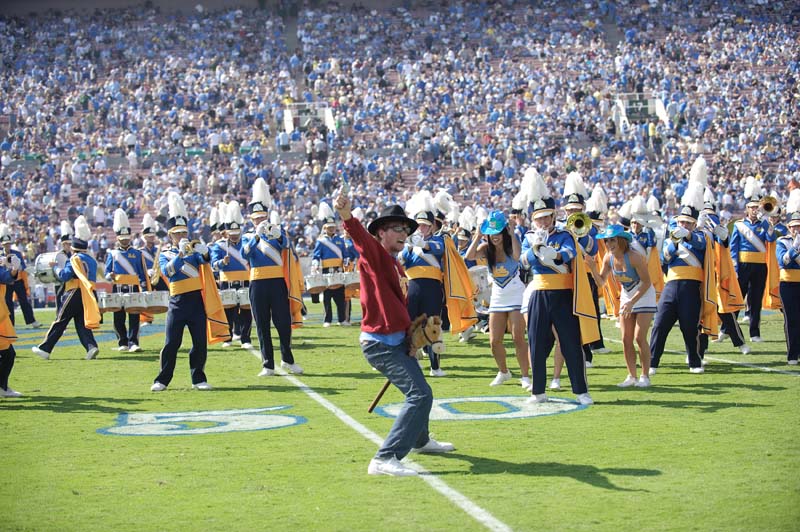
[325,271,345,290]
[220,289,238,309]
[237,287,251,309]
[344,271,360,290]
[98,292,123,313]
[34,251,67,284]
[122,292,147,314]
[144,291,169,314]
[305,273,327,295]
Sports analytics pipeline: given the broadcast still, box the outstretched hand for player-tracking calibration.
[334,188,352,221]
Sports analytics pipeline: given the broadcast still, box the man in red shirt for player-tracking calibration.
[334,192,455,477]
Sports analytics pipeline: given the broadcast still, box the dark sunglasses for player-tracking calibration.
[386,225,413,235]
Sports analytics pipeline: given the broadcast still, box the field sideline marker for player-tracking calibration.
[246,349,513,532]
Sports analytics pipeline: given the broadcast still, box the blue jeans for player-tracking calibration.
[362,339,432,460]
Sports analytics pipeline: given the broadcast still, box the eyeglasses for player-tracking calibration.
[386,225,413,235]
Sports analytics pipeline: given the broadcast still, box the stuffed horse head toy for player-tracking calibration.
[408,314,444,358]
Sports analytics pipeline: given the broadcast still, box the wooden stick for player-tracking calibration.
[368,379,391,413]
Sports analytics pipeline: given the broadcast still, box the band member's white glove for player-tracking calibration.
[410,234,425,247]
[672,227,690,241]
[536,245,558,263]
[105,271,114,281]
[268,224,282,239]
[147,268,154,278]
[8,255,21,271]
[793,234,800,251]
[178,238,191,256]
[193,242,208,255]
[412,246,424,257]
[256,221,269,237]
[696,212,708,231]
[712,223,728,241]
[527,229,548,248]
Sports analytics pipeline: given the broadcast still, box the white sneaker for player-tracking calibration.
[648,367,657,376]
[232,334,241,342]
[2,388,22,397]
[193,382,213,390]
[150,382,166,392]
[140,321,150,328]
[750,336,763,343]
[241,342,253,349]
[32,346,50,360]
[368,457,417,477]
[340,321,351,327]
[576,393,594,405]
[258,368,275,377]
[429,368,446,377]
[592,346,610,354]
[280,361,304,374]
[585,360,593,368]
[617,375,637,388]
[86,347,99,360]
[789,360,799,366]
[701,358,708,367]
[489,371,512,387]
[635,376,651,387]
[713,332,729,343]
[739,344,751,355]
[323,322,331,328]
[689,367,704,374]
[222,342,232,348]
[739,315,750,324]
[116,346,129,352]
[549,378,561,391]
[527,393,548,404]
[412,437,455,453]
[128,344,141,353]
[520,376,531,389]
[31,321,42,328]
[459,327,476,343]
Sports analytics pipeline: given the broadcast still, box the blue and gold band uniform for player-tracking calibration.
[38,251,99,355]
[649,226,707,370]
[3,248,36,326]
[105,246,147,350]
[521,228,589,396]
[730,217,777,338]
[242,228,297,371]
[399,230,446,371]
[579,223,605,357]
[210,238,252,345]
[156,245,210,386]
[776,234,800,363]
[313,232,348,325]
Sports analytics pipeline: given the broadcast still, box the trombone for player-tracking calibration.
[566,212,592,238]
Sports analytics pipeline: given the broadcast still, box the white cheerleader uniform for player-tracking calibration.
[489,256,525,312]
[613,251,656,313]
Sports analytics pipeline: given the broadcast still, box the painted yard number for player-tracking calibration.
[98,406,306,436]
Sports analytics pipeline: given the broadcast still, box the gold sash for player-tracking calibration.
[442,236,478,334]
[763,241,782,310]
[70,256,101,330]
[0,285,17,350]
[715,244,744,313]
[199,263,231,344]
[570,234,600,345]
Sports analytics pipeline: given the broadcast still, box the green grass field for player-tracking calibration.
[2,302,798,532]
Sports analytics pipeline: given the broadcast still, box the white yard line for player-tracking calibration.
[247,349,513,532]
[604,338,800,377]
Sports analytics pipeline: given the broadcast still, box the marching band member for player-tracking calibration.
[455,208,483,342]
[334,192,454,477]
[32,216,101,361]
[590,224,654,387]
[55,221,73,312]
[520,168,598,404]
[509,205,528,245]
[137,213,166,328]
[763,203,787,314]
[729,177,779,342]
[105,209,147,352]
[776,190,800,365]
[0,224,41,328]
[151,192,229,392]
[549,172,603,390]
[465,211,530,389]
[649,181,718,375]
[243,178,304,377]
[401,191,447,376]
[629,195,666,301]
[686,157,749,356]
[210,201,253,349]
[313,203,349,327]
[0,249,21,396]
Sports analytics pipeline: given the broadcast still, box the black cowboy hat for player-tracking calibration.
[367,205,418,236]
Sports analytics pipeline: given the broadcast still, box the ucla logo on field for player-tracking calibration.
[375,396,586,421]
[98,406,306,436]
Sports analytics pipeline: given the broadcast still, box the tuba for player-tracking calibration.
[566,212,592,238]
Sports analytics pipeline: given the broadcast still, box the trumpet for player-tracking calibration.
[760,196,778,215]
[566,212,592,238]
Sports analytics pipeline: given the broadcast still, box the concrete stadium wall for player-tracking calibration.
[3,0,407,16]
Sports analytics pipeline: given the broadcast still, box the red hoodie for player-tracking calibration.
[344,217,410,335]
